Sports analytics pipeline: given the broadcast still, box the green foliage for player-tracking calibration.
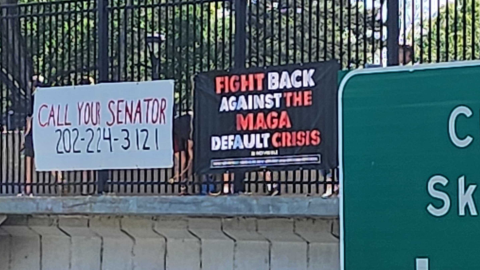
[105,0,233,111]
[18,0,98,85]
[247,0,384,68]
[3,0,384,115]
[3,0,479,118]
[415,0,480,62]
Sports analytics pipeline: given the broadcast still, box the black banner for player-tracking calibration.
[194,61,339,174]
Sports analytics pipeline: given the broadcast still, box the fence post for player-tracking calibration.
[386,0,399,66]
[234,0,247,69]
[97,0,109,194]
[98,0,109,82]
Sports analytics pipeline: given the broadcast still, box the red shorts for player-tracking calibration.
[174,136,187,153]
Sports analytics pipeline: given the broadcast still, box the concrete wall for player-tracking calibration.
[0,215,339,270]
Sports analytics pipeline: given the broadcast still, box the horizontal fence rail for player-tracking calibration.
[1,0,478,196]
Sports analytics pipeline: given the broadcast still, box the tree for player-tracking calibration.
[414,0,480,63]
[0,0,33,116]
[1,0,100,121]
[1,0,383,117]
[247,0,385,68]
[106,0,234,111]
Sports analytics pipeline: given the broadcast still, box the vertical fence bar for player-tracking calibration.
[278,0,284,65]
[372,0,377,64]
[0,6,4,195]
[270,0,275,65]
[428,0,432,62]
[11,4,18,194]
[436,0,441,61]
[97,0,109,194]
[472,0,476,59]
[420,0,424,61]
[387,0,399,66]
[5,5,12,194]
[20,4,27,194]
[98,0,109,82]
[354,0,358,66]
[362,0,367,64]
[462,0,467,60]
[254,1,259,67]
[234,0,246,69]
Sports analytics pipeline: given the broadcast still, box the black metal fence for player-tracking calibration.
[1,0,478,196]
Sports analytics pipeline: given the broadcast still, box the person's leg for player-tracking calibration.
[179,139,194,195]
[200,174,214,195]
[185,139,194,180]
[179,151,187,179]
[332,169,339,194]
[207,173,227,196]
[24,156,33,195]
[170,152,180,183]
[178,150,189,195]
[233,170,246,194]
[52,171,63,183]
[23,136,35,196]
[97,170,109,195]
[90,170,95,193]
[222,172,233,194]
[51,170,66,195]
[82,171,89,194]
[264,170,278,196]
[322,169,334,198]
[176,150,189,195]
[170,151,186,183]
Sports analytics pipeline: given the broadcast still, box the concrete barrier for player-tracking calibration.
[155,218,201,270]
[0,196,339,217]
[0,196,339,269]
[258,218,308,270]
[58,217,101,270]
[296,219,340,270]
[1,216,40,270]
[223,218,270,270]
[189,218,234,270]
[0,228,11,270]
[28,217,70,270]
[0,215,339,270]
[90,216,134,270]
[121,217,166,270]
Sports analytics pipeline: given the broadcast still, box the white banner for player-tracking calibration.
[33,80,174,171]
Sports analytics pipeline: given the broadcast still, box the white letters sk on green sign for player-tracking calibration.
[339,61,480,270]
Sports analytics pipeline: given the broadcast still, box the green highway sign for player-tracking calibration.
[339,61,480,270]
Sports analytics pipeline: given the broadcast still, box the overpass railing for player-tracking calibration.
[1,0,477,195]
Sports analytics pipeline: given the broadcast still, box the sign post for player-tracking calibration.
[339,61,480,270]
